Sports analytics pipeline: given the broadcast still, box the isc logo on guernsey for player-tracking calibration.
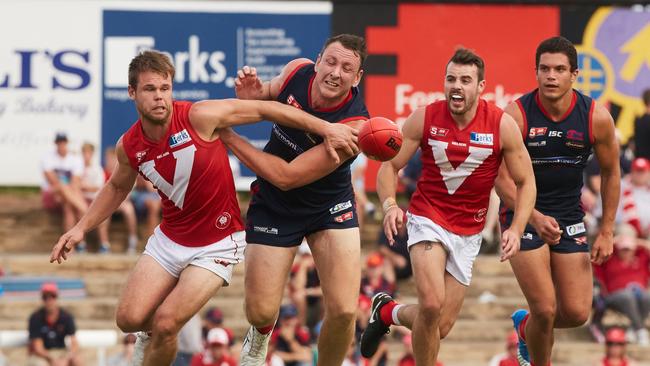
[104,35,227,87]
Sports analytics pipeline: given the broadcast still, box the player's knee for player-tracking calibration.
[530,303,557,325]
[245,301,278,327]
[561,305,590,327]
[151,310,182,340]
[324,306,356,328]
[419,299,443,323]
[116,309,145,333]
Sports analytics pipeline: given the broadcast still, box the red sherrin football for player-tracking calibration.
[358,117,402,161]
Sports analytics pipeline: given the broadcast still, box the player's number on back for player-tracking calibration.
[139,145,197,209]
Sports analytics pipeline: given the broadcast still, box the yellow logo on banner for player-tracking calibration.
[576,7,650,142]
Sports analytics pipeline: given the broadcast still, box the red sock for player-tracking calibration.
[518,313,529,342]
[256,324,274,335]
[379,300,397,326]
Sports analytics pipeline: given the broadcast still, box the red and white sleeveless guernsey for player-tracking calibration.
[409,99,503,235]
[122,100,244,247]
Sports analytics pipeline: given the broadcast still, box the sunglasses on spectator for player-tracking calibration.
[42,293,58,300]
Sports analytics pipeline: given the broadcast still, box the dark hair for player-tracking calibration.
[536,36,578,72]
[643,89,650,107]
[447,48,485,81]
[128,50,175,88]
[321,34,367,69]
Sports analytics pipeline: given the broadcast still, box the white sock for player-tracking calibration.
[392,304,404,326]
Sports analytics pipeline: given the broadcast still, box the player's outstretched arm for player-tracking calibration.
[499,114,537,261]
[189,98,358,163]
[377,108,423,244]
[221,121,364,191]
[591,103,621,264]
[235,59,312,101]
[50,139,137,264]
[496,102,561,245]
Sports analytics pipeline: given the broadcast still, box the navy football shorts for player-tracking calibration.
[245,197,359,247]
[500,209,590,253]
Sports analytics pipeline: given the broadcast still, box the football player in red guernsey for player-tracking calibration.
[360,48,536,365]
[49,50,357,366]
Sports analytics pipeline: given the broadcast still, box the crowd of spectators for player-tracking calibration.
[39,133,162,254]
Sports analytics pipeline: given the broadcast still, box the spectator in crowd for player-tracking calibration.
[360,252,396,299]
[634,89,650,160]
[592,224,650,346]
[190,328,236,366]
[273,304,312,366]
[289,242,323,332]
[107,333,137,366]
[41,132,87,248]
[594,327,638,366]
[80,142,112,253]
[202,307,234,347]
[102,147,139,253]
[174,314,203,366]
[487,331,519,366]
[620,158,650,239]
[398,149,421,200]
[376,209,412,280]
[27,283,82,366]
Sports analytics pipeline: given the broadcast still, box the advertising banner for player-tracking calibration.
[0,2,101,186]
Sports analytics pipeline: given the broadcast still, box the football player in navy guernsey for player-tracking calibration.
[496,36,620,366]
[222,34,369,366]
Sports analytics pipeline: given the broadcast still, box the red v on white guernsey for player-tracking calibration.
[138,144,197,209]
[428,139,493,195]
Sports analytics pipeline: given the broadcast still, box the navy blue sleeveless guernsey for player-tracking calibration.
[252,62,369,216]
[517,89,595,221]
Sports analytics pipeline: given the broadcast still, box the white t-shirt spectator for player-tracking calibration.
[81,162,105,200]
[40,150,84,190]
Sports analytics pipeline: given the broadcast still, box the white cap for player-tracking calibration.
[207,327,229,346]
